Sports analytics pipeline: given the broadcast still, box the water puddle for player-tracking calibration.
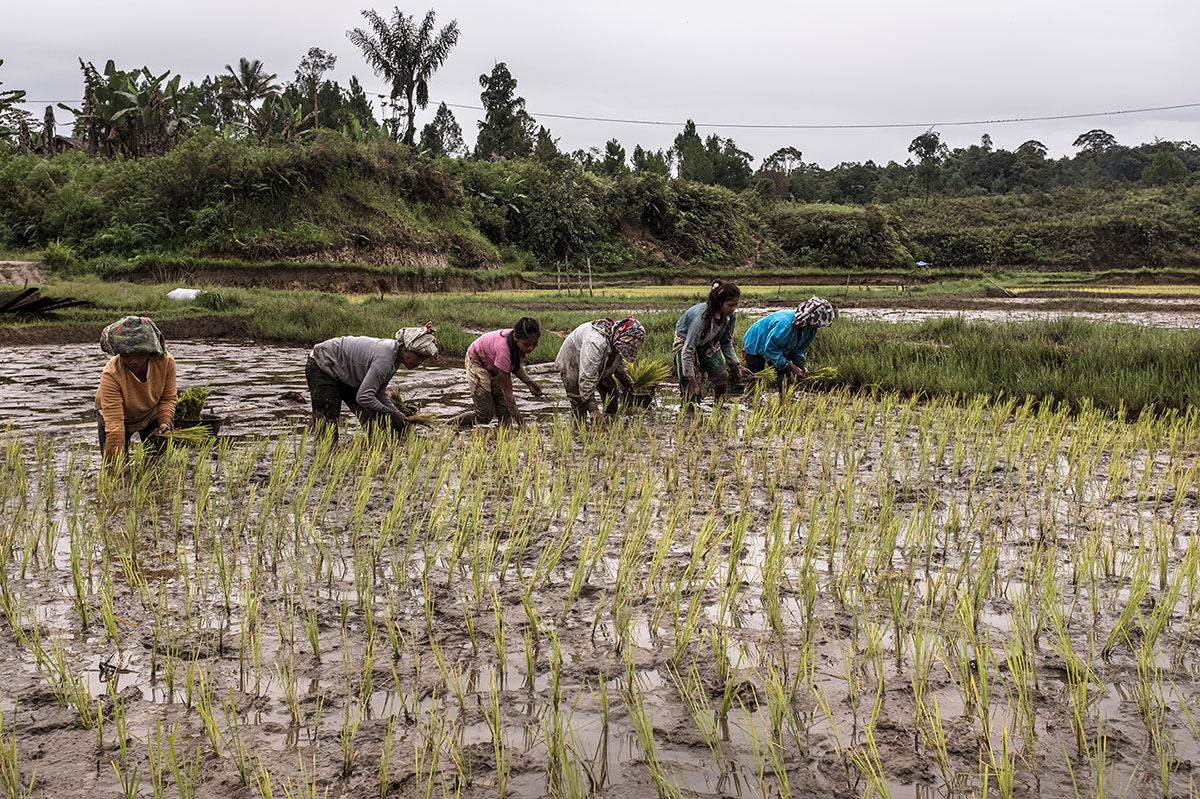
[0,341,676,438]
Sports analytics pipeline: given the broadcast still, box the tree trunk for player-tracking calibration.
[404,84,417,145]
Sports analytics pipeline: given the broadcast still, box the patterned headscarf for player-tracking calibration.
[793,297,835,328]
[396,323,438,358]
[100,316,166,356]
[591,317,646,360]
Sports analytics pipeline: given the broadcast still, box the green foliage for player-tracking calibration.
[475,63,535,160]
[41,240,77,269]
[897,189,1195,268]
[419,103,464,156]
[818,315,1200,416]
[0,132,496,267]
[1142,150,1188,186]
[768,203,912,268]
[656,180,754,263]
[193,290,244,312]
[0,59,27,145]
[3,124,1199,272]
[64,60,195,157]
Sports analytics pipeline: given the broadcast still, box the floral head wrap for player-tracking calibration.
[793,297,835,329]
[591,317,646,360]
[396,322,438,358]
[100,316,166,356]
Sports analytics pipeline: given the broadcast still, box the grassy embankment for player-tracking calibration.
[8,278,1200,417]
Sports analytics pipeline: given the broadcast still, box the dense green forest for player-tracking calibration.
[2,12,1199,275]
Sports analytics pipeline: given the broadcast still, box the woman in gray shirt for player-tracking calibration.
[306,324,438,439]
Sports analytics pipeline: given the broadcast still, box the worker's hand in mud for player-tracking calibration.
[390,411,409,428]
[788,364,806,380]
[687,376,701,396]
[528,381,544,398]
[736,365,755,382]
[153,422,172,437]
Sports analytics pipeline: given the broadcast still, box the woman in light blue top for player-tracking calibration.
[742,296,835,385]
[673,281,754,402]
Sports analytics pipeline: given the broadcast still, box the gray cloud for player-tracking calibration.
[5,0,1197,166]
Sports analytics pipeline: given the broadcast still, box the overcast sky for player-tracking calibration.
[4,0,1199,167]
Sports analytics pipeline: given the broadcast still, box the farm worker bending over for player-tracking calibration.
[453,317,543,428]
[742,296,835,386]
[94,315,177,462]
[306,323,438,439]
[674,281,754,402]
[556,316,646,418]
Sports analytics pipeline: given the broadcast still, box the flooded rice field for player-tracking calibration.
[840,301,1200,329]
[2,372,1200,798]
[0,341,573,439]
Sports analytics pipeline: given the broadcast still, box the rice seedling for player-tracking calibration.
[174,386,210,420]
[159,426,215,446]
[625,358,673,393]
[4,360,1200,797]
[0,703,34,799]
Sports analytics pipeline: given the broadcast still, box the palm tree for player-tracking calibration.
[222,57,282,109]
[347,8,459,146]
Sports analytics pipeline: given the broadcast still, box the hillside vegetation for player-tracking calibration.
[3,133,1200,276]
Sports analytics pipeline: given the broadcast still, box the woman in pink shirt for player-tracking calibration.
[453,317,543,427]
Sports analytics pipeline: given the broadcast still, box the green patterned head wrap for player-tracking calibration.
[100,316,166,356]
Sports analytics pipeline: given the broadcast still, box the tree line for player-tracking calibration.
[1,6,1198,208]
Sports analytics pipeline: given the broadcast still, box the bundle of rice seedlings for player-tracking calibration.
[160,426,214,446]
[387,389,420,416]
[626,359,672,393]
[386,390,437,426]
[752,365,778,382]
[404,413,439,427]
[175,386,209,420]
[805,365,839,382]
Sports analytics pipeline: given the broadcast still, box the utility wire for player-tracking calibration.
[20,94,1200,130]
[379,96,1200,130]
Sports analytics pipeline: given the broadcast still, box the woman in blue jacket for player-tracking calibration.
[742,296,835,385]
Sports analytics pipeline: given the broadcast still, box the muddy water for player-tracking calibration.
[0,341,586,438]
[6,296,1196,438]
[840,303,1200,328]
[3,382,1200,798]
[736,298,1200,329]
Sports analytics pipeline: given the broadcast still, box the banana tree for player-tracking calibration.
[246,94,315,144]
[0,59,27,145]
[59,59,196,157]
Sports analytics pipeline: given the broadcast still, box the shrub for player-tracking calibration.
[41,239,76,269]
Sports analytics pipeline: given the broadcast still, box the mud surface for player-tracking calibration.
[0,341,581,440]
[1,378,1200,798]
[0,261,46,286]
[838,302,1200,329]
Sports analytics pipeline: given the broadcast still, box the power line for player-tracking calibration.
[21,92,1200,131]
[378,96,1200,131]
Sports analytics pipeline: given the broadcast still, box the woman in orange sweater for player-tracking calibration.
[94,316,177,461]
